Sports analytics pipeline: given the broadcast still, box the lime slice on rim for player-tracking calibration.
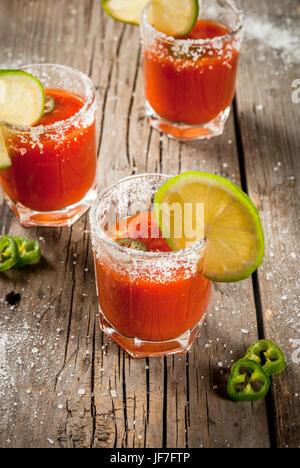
[0,70,45,126]
[102,0,149,25]
[102,0,199,37]
[149,0,199,37]
[0,129,11,170]
[154,172,265,282]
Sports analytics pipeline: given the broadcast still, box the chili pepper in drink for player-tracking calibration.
[0,235,19,271]
[43,95,55,115]
[13,237,41,267]
[227,358,270,402]
[116,238,147,252]
[245,339,286,376]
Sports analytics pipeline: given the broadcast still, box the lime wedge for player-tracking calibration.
[149,0,199,37]
[0,129,11,170]
[102,0,199,36]
[102,0,149,25]
[0,70,45,126]
[154,172,265,282]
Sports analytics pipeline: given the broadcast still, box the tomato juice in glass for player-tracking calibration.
[0,64,97,227]
[90,174,211,358]
[140,0,244,140]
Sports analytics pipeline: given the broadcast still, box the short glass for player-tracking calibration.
[140,0,244,140]
[0,64,97,227]
[90,173,211,358]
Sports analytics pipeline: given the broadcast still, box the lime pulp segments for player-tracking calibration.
[149,0,199,37]
[0,129,11,170]
[102,0,199,37]
[102,0,150,25]
[0,70,45,126]
[154,172,265,282]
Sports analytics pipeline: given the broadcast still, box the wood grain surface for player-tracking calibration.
[0,0,299,448]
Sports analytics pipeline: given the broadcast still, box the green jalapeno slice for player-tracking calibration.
[0,235,18,271]
[227,358,270,402]
[116,238,147,252]
[245,339,286,376]
[43,95,55,115]
[14,237,41,267]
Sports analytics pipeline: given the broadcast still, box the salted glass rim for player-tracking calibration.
[140,0,244,46]
[0,63,96,133]
[90,173,207,259]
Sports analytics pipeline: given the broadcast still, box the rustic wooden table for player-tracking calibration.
[0,0,299,449]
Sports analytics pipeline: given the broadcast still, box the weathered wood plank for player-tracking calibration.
[126,31,271,446]
[0,0,103,448]
[0,0,298,448]
[159,125,270,448]
[236,0,300,448]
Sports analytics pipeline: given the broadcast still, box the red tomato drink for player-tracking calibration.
[144,19,239,125]
[140,0,244,139]
[0,89,96,213]
[94,212,211,346]
[0,63,97,227]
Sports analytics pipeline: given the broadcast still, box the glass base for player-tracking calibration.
[99,308,206,358]
[5,185,97,227]
[146,102,231,141]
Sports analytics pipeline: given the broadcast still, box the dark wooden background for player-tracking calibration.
[0,0,299,448]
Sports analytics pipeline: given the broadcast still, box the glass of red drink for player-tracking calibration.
[90,173,211,358]
[0,64,97,227]
[140,0,244,140]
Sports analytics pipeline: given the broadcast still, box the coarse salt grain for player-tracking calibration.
[245,16,300,65]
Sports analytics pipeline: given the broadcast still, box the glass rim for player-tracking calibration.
[89,172,207,259]
[140,0,244,46]
[0,63,96,133]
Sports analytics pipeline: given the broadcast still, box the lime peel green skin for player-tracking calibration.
[13,237,41,268]
[0,146,12,170]
[172,0,198,38]
[0,235,19,271]
[227,358,270,402]
[101,0,199,37]
[0,127,11,170]
[183,0,198,37]
[101,0,141,26]
[153,0,199,38]
[0,69,45,170]
[245,339,286,376]
[0,163,11,170]
[0,69,45,126]
[154,171,265,283]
